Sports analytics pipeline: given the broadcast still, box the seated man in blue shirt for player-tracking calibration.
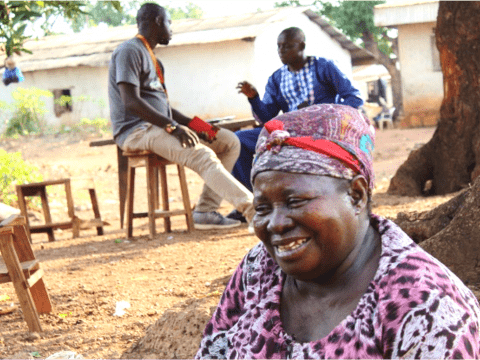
[229,27,363,221]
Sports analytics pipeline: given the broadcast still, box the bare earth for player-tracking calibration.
[0,126,460,359]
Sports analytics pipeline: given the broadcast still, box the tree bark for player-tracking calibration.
[388,2,480,196]
[393,176,480,284]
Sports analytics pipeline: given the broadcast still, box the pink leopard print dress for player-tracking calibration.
[196,216,480,359]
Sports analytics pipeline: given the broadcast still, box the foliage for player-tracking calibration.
[0,1,92,56]
[0,149,43,206]
[319,1,393,57]
[165,2,203,20]
[69,1,134,33]
[68,1,203,33]
[3,87,52,137]
[59,117,111,136]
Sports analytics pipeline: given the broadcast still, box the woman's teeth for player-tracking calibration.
[277,239,308,253]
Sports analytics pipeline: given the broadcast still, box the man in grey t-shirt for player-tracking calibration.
[108,3,255,230]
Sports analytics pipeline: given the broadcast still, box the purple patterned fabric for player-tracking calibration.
[251,103,376,189]
[196,215,480,359]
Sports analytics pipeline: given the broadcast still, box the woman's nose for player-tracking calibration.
[266,207,294,234]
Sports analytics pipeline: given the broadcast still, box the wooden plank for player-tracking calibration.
[89,139,115,147]
[16,179,69,189]
[126,165,135,239]
[0,260,39,284]
[0,233,42,332]
[26,268,44,288]
[153,209,189,218]
[177,165,194,232]
[12,224,36,263]
[158,163,171,233]
[29,277,53,314]
[15,188,32,242]
[29,222,73,232]
[146,157,157,237]
[89,188,104,236]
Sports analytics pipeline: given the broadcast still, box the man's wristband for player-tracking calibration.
[165,122,179,134]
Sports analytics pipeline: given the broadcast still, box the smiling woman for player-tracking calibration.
[195,104,480,359]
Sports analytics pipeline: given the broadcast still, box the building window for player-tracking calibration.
[431,34,441,72]
[53,89,73,117]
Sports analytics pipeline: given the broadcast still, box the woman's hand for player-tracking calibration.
[237,81,259,99]
[171,125,199,148]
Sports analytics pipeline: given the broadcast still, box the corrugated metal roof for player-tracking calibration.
[374,0,439,27]
[5,6,374,72]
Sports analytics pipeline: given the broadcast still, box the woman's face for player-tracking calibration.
[253,171,363,282]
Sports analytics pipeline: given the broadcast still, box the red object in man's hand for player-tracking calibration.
[188,116,220,143]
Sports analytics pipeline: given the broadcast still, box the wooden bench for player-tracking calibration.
[0,215,52,332]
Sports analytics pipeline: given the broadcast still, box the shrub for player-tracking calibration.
[4,87,53,137]
[59,117,111,136]
[0,149,43,206]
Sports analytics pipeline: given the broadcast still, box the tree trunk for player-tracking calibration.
[393,176,480,284]
[388,2,480,196]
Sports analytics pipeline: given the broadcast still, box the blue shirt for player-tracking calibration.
[249,56,363,123]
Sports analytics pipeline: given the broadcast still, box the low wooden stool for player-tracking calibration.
[124,150,194,238]
[0,215,53,332]
[16,179,104,242]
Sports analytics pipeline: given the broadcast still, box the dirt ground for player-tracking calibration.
[0,126,467,359]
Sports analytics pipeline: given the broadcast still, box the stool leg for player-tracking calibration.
[64,179,79,239]
[146,157,157,237]
[126,164,136,239]
[89,188,104,236]
[39,188,55,242]
[177,165,194,232]
[15,186,32,243]
[159,164,171,233]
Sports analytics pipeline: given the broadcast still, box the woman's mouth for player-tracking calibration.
[274,238,310,258]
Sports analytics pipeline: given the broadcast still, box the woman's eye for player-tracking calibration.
[287,198,307,208]
[254,204,270,215]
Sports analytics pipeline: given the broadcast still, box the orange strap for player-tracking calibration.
[136,34,166,92]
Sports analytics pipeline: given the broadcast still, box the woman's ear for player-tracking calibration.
[348,175,369,211]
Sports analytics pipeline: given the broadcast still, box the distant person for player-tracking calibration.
[2,56,24,86]
[228,27,363,222]
[108,3,254,230]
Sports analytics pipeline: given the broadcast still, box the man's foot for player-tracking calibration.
[193,211,241,230]
[225,209,247,223]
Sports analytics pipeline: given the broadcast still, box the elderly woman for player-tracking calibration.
[196,104,480,359]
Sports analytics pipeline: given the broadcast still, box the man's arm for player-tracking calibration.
[237,78,283,123]
[118,82,199,148]
[323,60,364,109]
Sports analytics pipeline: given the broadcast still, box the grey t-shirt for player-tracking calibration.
[108,37,170,147]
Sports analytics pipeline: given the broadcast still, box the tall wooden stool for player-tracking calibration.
[124,151,194,238]
[16,179,104,242]
[0,215,53,332]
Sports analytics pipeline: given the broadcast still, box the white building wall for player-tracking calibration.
[154,40,255,120]
[398,22,443,126]
[252,13,353,102]
[0,66,109,128]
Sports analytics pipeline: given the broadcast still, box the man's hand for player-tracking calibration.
[170,124,199,148]
[237,81,258,99]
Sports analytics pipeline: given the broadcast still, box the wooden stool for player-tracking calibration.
[0,215,53,332]
[124,151,194,238]
[16,179,104,242]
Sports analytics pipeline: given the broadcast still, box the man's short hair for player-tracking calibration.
[280,27,306,42]
[136,3,165,26]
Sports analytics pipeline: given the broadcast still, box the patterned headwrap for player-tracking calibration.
[251,104,375,189]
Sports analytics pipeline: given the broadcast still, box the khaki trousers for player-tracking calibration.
[121,124,255,222]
